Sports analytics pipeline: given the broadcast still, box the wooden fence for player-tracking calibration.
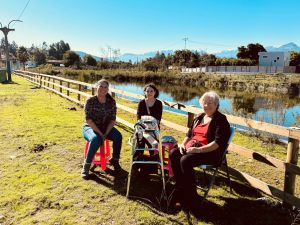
[15,70,300,207]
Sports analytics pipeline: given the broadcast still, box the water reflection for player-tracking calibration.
[62,73,300,127]
[232,95,257,115]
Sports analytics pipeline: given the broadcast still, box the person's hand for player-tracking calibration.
[102,133,107,140]
[186,147,198,153]
[97,131,105,140]
[178,144,186,155]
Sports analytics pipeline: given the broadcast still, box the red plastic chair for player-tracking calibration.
[161,136,177,177]
[84,139,111,170]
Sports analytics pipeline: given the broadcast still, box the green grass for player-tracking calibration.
[0,75,293,225]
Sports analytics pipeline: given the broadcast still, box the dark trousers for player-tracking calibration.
[169,147,219,202]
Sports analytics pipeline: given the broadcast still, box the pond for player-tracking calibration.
[109,82,300,127]
[63,74,300,127]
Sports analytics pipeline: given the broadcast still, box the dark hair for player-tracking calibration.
[144,83,159,98]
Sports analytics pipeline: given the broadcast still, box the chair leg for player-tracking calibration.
[224,160,232,194]
[204,168,218,199]
[126,141,136,198]
[126,162,133,198]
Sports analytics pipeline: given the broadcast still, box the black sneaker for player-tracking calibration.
[108,158,122,172]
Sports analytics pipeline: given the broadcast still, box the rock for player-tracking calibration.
[10,155,16,160]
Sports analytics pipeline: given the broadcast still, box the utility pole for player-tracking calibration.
[182,37,189,68]
[107,46,112,62]
[182,37,188,50]
[0,20,22,82]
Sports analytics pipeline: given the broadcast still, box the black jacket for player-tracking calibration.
[186,111,230,161]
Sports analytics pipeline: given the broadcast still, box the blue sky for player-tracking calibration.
[1,0,299,56]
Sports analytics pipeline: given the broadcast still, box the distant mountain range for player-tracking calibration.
[216,42,300,58]
[75,51,103,61]
[75,42,300,62]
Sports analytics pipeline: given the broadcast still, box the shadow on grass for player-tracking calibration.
[87,167,129,196]
[92,167,291,224]
[190,197,292,225]
[84,166,291,225]
[87,168,187,224]
[1,80,20,85]
[195,169,261,198]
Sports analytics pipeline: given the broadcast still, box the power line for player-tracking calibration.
[188,39,235,48]
[182,37,188,49]
[11,0,30,27]
[161,40,182,50]
[17,0,31,20]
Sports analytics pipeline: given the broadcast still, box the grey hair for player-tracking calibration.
[199,91,220,107]
[94,79,109,88]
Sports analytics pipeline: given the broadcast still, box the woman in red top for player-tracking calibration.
[169,91,230,211]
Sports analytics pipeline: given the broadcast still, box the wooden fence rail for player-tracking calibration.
[15,70,300,207]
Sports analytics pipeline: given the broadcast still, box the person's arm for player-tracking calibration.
[137,100,143,120]
[84,97,104,138]
[86,119,105,139]
[103,98,117,139]
[178,136,191,155]
[186,141,219,154]
[103,120,115,139]
[156,100,163,122]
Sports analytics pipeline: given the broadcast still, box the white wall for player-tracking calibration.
[181,65,296,74]
[258,52,290,67]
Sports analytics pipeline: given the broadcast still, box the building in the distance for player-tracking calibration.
[258,52,290,67]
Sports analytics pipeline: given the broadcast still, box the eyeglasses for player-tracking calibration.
[99,85,108,89]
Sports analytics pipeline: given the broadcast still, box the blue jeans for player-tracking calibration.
[82,126,122,163]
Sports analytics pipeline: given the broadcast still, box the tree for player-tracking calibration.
[173,50,193,66]
[83,54,97,66]
[237,43,266,63]
[199,53,216,66]
[48,40,70,59]
[188,51,200,68]
[33,49,47,65]
[63,50,80,67]
[290,51,300,66]
[97,61,110,69]
[17,46,29,69]
[142,61,159,72]
[0,38,18,57]
[237,46,248,59]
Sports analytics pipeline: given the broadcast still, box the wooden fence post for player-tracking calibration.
[187,112,195,128]
[48,77,50,87]
[78,84,81,101]
[111,92,115,98]
[67,82,70,96]
[284,127,300,204]
[39,75,42,87]
[60,80,63,93]
[52,78,55,89]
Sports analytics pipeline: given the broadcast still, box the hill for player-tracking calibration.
[75,42,300,62]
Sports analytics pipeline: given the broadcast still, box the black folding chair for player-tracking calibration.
[199,127,235,199]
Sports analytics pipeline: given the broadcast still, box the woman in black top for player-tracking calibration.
[169,91,230,211]
[135,83,163,158]
[137,83,162,122]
